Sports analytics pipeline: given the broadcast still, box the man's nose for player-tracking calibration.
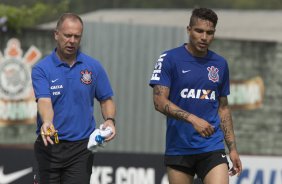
[69,36,75,42]
[201,32,207,40]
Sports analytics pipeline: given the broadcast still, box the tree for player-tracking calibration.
[0,1,69,32]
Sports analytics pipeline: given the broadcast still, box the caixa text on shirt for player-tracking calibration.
[180,88,216,100]
[50,85,63,96]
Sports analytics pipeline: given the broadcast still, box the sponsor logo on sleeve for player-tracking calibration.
[151,53,167,81]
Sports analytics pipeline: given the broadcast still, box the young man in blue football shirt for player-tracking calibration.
[32,13,116,184]
[149,8,242,184]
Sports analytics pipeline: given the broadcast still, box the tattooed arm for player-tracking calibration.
[218,97,237,151]
[153,85,215,137]
[218,96,242,176]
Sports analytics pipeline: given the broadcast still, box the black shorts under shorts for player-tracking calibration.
[164,149,229,181]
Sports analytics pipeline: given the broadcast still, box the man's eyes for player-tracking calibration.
[64,34,81,38]
[195,29,214,35]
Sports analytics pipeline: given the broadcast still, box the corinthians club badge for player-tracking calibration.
[0,38,41,124]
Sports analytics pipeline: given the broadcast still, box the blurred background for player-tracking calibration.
[0,0,282,184]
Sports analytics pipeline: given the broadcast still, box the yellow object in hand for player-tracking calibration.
[54,132,59,144]
[42,124,59,144]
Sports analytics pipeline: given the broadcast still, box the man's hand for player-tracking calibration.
[40,122,58,146]
[101,118,116,142]
[229,150,242,176]
[189,114,215,137]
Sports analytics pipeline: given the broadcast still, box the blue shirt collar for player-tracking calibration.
[51,48,83,66]
[182,43,212,59]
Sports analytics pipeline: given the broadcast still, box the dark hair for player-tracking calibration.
[56,13,83,30]
[189,8,218,27]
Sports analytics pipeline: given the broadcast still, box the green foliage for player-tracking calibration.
[0,1,69,32]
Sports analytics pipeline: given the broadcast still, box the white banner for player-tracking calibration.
[229,155,282,184]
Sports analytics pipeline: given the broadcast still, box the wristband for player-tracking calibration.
[106,118,115,125]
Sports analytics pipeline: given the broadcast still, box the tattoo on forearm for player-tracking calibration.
[164,103,190,120]
[164,103,171,114]
[172,109,191,120]
[154,85,190,121]
[221,113,236,151]
[219,97,237,151]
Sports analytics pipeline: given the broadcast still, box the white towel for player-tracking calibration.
[87,125,113,152]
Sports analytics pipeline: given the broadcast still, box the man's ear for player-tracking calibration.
[187,26,191,31]
[186,26,191,35]
[54,29,59,41]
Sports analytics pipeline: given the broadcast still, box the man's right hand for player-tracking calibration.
[40,122,57,146]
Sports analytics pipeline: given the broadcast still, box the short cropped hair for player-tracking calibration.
[189,8,218,28]
[56,13,83,30]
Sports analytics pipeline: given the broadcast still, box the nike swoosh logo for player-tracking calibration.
[182,70,191,73]
[51,79,59,83]
[0,166,32,184]
[221,154,226,158]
